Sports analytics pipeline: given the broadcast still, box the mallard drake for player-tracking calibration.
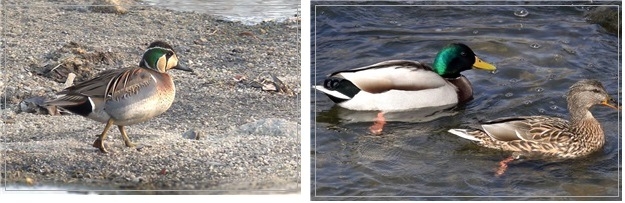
[448,79,620,176]
[314,43,496,134]
[45,41,193,153]
[314,43,496,112]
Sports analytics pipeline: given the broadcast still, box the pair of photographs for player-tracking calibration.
[1,0,621,201]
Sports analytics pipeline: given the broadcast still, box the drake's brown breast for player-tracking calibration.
[447,76,473,103]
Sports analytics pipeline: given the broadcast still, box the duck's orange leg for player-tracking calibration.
[369,112,386,135]
[495,156,516,177]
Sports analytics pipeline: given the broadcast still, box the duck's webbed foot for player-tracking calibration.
[369,112,386,135]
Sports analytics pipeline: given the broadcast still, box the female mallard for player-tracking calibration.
[313,43,496,112]
[314,43,496,134]
[448,79,620,176]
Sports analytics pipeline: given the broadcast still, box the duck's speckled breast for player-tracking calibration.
[104,72,176,126]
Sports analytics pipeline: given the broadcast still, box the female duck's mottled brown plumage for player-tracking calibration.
[448,79,619,160]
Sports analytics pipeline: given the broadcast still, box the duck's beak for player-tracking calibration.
[601,98,621,110]
[173,61,193,72]
[472,56,497,71]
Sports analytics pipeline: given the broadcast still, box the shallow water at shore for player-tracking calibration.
[141,0,299,25]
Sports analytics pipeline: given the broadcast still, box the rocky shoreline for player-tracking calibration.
[1,0,301,194]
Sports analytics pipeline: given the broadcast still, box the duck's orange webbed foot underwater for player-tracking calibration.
[369,112,386,135]
[495,156,517,177]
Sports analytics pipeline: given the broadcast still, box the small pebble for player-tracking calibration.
[182,129,203,140]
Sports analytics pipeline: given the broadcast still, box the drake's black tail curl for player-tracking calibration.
[321,77,361,103]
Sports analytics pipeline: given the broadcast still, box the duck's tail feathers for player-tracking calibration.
[313,85,352,100]
[448,129,482,142]
[44,95,94,117]
[44,95,88,107]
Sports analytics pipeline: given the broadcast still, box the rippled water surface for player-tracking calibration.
[311,3,621,200]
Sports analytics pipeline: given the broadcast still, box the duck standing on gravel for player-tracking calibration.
[314,43,496,134]
[448,79,620,176]
[45,41,193,153]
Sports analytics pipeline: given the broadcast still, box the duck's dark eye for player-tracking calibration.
[591,89,601,93]
[460,52,467,56]
[166,52,174,58]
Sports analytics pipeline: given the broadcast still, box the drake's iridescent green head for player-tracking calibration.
[139,41,193,73]
[431,43,496,78]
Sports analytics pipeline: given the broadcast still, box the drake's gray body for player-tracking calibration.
[314,43,496,112]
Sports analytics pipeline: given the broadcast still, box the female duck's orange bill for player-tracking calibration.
[601,99,621,110]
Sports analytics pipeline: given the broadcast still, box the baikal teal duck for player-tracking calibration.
[45,41,193,153]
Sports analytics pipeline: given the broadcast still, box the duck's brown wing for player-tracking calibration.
[63,68,154,96]
[47,67,155,105]
[480,116,571,142]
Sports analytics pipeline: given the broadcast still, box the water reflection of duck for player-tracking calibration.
[317,104,459,127]
[314,43,496,134]
[448,79,621,176]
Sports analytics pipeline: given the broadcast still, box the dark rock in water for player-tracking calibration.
[585,7,620,36]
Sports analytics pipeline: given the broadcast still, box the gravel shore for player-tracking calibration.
[1,0,301,194]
